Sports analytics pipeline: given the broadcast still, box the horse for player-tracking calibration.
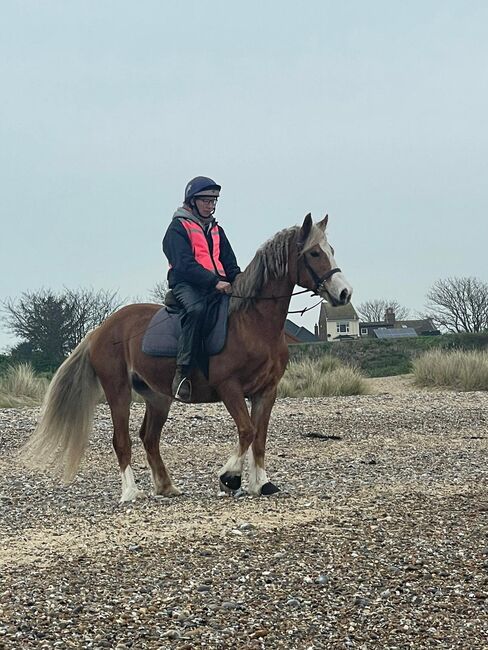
[24,213,352,502]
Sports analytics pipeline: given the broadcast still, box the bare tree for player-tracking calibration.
[357,299,410,322]
[2,288,122,365]
[425,277,488,333]
[148,281,168,304]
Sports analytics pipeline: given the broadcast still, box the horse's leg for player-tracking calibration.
[249,387,280,496]
[139,398,181,497]
[103,381,144,503]
[218,381,256,493]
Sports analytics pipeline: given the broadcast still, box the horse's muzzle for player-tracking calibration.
[322,285,352,307]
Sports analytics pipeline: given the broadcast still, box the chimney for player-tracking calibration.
[384,307,395,325]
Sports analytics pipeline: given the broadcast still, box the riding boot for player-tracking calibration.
[172,365,192,402]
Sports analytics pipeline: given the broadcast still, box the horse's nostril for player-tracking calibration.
[340,289,350,304]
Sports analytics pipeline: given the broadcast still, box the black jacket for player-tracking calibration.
[162,211,241,289]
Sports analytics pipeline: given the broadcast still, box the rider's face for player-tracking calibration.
[195,197,218,218]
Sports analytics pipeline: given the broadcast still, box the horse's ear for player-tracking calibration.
[299,213,313,246]
[317,214,328,231]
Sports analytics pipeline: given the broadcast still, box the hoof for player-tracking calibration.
[260,482,280,496]
[156,485,181,498]
[219,473,242,493]
[119,487,146,503]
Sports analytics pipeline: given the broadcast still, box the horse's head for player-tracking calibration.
[296,213,352,306]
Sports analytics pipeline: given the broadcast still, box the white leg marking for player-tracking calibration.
[220,448,246,478]
[120,466,145,503]
[248,449,269,496]
[149,466,181,497]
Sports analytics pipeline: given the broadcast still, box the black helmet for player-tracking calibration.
[184,176,221,203]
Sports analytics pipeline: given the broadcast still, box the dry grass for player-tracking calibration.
[413,349,488,391]
[0,364,49,408]
[278,356,367,398]
[0,356,368,408]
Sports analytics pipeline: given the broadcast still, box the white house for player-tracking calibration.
[315,302,360,341]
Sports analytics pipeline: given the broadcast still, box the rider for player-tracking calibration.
[162,176,241,402]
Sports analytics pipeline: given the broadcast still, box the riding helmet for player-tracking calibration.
[184,176,221,203]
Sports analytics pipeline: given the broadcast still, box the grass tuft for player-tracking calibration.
[0,356,369,408]
[278,357,367,398]
[0,364,49,408]
[413,349,488,391]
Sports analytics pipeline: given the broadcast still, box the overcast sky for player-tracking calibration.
[1,1,487,351]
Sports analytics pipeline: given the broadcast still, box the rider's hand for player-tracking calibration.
[215,281,232,294]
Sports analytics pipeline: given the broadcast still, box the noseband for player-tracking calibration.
[301,251,341,294]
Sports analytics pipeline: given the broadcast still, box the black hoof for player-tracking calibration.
[260,482,280,496]
[219,473,242,492]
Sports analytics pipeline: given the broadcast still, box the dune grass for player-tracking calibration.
[413,349,488,391]
[0,363,50,408]
[278,356,367,398]
[0,355,368,408]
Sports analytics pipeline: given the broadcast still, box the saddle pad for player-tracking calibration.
[142,294,230,358]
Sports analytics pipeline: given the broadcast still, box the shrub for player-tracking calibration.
[288,332,488,378]
[0,363,49,408]
[278,357,367,398]
[413,350,488,391]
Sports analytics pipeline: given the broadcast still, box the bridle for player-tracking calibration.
[114,240,342,345]
[299,244,342,296]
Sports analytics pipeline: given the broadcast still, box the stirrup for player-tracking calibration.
[173,376,192,402]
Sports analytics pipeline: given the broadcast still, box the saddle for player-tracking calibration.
[141,291,230,374]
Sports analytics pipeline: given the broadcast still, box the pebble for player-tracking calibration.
[1,390,487,649]
[286,598,301,608]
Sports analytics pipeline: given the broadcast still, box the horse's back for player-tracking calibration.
[90,303,162,364]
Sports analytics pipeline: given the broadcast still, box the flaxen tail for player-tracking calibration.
[23,332,101,483]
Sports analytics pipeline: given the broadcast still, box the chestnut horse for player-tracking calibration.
[24,214,352,502]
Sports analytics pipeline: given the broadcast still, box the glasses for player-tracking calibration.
[196,197,218,206]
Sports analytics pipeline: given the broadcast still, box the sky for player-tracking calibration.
[1,1,487,351]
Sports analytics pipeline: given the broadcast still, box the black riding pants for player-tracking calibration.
[171,282,213,371]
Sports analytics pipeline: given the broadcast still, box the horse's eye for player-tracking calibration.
[309,251,320,258]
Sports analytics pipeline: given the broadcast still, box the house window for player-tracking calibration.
[361,327,368,335]
[336,322,350,334]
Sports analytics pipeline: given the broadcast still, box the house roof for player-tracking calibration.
[284,319,319,343]
[373,327,418,339]
[320,302,359,321]
[395,319,437,334]
[360,321,385,328]
[361,318,439,335]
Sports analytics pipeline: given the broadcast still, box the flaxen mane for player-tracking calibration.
[229,222,325,313]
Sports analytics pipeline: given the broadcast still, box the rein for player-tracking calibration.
[287,297,324,315]
[113,242,338,344]
[231,242,342,302]
[112,288,321,345]
[230,287,310,301]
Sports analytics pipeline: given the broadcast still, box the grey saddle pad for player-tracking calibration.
[142,294,230,357]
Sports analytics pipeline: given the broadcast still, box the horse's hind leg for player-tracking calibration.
[139,398,180,497]
[103,382,145,502]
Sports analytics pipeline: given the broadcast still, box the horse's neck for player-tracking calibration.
[251,276,294,333]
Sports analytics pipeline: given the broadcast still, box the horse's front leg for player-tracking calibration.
[249,387,280,496]
[217,380,256,494]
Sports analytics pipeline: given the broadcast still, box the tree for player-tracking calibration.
[2,288,122,368]
[425,277,488,333]
[357,299,410,322]
[148,281,168,304]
